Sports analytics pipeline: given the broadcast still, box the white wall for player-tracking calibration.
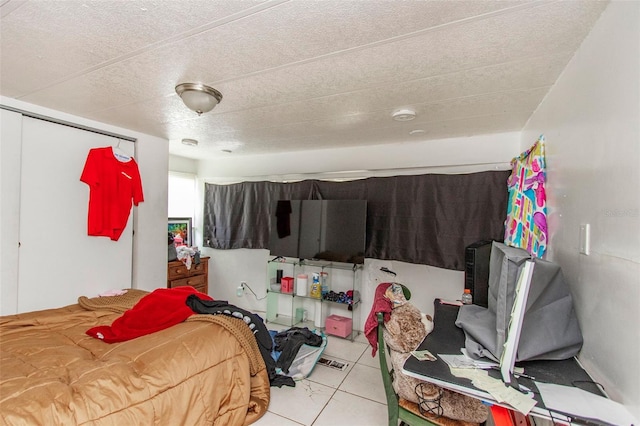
[0,98,170,311]
[168,154,198,175]
[521,1,640,416]
[198,132,518,182]
[0,109,23,313]
[192,131,521,328]
[133,128,171,293]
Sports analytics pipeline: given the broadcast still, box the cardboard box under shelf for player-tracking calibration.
[325,314,352,338]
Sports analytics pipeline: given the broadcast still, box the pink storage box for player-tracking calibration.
[281,276,294,293]
[325,315,352,338]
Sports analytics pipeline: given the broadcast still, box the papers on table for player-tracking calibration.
[439,353,525,375]
[439,353,524,373]
[411,349,436,361]
[441,353,500,369]
[440,351,536,415]
[439,350,637,422]
[450,367,537,415]
[439,354,480,369]
[537,382,638,426]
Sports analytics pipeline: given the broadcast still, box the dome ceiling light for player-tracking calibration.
[181,138,198,146]
[392,109,416,122]
[175,82,223,115]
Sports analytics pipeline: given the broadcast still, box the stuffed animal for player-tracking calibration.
[383,301,433,353]
[382,290,488,424]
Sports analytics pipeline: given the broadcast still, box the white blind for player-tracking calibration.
[168,172,196,218]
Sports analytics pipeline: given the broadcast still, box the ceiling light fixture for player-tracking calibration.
[175,82,223,115]
[392,109,416,122]
[181,138,198,147]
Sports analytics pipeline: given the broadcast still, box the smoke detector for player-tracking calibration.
[392,109,416,121]
[181,138,198,146]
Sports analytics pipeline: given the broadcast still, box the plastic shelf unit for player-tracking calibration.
[265,257,363,340]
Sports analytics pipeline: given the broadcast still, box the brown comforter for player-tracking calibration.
[0,290,270,425]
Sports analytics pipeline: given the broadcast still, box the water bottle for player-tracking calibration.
[461,289,473,305]
[320,272,329,298]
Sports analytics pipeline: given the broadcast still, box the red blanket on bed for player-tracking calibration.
[87,286,213,343]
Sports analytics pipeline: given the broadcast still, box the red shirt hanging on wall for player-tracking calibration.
[81,147,144,241]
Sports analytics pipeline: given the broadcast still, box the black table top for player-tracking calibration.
[403,299,603,415]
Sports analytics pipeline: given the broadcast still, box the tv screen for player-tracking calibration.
[269,200,367,263]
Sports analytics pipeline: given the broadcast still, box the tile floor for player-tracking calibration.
[254,324,389,426]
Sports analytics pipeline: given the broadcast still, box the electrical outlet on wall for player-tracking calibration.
[236,282,246,297]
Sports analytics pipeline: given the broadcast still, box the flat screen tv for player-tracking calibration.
[269,200,367,263]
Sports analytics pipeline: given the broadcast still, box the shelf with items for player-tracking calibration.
[318,262,360,306]
[265,258,299,327]
[265,257,363,340]
[313,260,363,340]
[265,291,305,327]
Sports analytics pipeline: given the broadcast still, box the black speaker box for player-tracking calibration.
[464,240,493,308]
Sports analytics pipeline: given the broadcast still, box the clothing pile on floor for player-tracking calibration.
[270,327,326,380]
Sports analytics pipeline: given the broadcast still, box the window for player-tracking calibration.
[168,172,196,219]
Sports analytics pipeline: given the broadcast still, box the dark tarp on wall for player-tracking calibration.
[203,171,510,271]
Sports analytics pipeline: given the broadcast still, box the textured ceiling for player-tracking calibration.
[1,0,608,159]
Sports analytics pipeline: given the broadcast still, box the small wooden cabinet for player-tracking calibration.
[167,256,209,295]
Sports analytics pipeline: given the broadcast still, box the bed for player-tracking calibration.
[0,289,270,425]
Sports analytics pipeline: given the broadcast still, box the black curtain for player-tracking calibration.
[203,171,510,271]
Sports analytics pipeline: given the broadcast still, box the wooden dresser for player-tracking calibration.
[167,256,209,295]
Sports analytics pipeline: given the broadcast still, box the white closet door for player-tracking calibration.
[18,117,135,312]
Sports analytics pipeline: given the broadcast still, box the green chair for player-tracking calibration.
[377,311,439,426]
[376,286,477,426]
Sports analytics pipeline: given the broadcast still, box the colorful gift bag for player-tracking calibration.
[504,135,548,258]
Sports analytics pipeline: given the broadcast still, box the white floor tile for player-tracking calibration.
[323,335,368,362]
[312,390,388,426]
[252,411,304,425]
[260,323,392,426]
[357,346,380,369]
[338,363,386,404]
[307,355,354,388]
[354,332,369,344]
[267,379,335,426]
[265,320,320,333]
